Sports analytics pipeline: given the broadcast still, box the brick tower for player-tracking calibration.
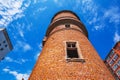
[29,10,114,80]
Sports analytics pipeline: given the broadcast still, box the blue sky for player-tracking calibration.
[0,0,120,80]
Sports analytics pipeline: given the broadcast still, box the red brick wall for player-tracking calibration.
[29,28,114,80]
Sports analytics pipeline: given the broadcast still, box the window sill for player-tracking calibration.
[66,58,85,63]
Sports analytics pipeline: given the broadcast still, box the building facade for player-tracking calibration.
[105,41,120,80]
[0,28,13,60]
[29,10,114,80]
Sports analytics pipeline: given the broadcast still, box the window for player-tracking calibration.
[106,57,110,62]
[117,60,120,66]
[113,54,118,61]
[112,64,118,71]
[3,40,6,43]
[117,69,120,76]
[66,42,79,58]
[110,50,114,57]
[65,24,70,28]
[0,48,4,51]
[65,42,84,62]
[5,45,7,47]
[109,60,114,66]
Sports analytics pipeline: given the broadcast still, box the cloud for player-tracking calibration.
[114,31,120,43]
[3,68,29,80]
[73,0,102,30]
[5,57,28,64]
[23,44,31,51]
[0,0,30,27]
[5,57,13,62]
[53,0,63,7]
[33,0,47,4]
[11,22,33,39]
[38,6,47,12]
[38,43,42,50]
[14,41,32,52]
[34,52,40,60]
[19,30,24,37]
[104,7,120,24]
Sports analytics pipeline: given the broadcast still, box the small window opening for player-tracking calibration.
[0,48,4,51]
[65,24,70,28]
[66,42,79,58]
[3,40,6,43]
[65,42,85,62]
[67,48,79,58]
[5,45,7,47]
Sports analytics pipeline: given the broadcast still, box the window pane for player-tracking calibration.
[65,24,70,28]
[117,69,120,76]
[106,57,110,62]
[117,60,120,66]
[67,48,79,58]
[67,44,71,47]
[72,44,76,47]
[109,60,114,66]
[112,64,118,71]
[110,50,114,57]
[113,54,118,61]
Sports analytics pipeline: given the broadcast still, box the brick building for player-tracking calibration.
[0,28,13,60]
[105,41,120,80]
[29,10,114,80]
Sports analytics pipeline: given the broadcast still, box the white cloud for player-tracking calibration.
[54,0,63,7]
[19,30,24,37]
[11,22,33,39]
[34,43,42,60]
[38,43,42,50]
[5,57,13,62]
[14,41,32,52]
[73,0,102,30]
[34,52,40,60]
[5,57,28,64]
[3,68,29,80]
[38,6,47,12]
[114,31,120,43]
[0,0,30,27]
[33,0,47,4]
[23,44,31,51]
[104,7,120,24]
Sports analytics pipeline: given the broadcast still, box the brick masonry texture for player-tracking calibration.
[29,28,115,80]
[29,11,115,80]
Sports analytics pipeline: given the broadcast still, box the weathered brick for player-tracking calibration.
[29,10,115,80]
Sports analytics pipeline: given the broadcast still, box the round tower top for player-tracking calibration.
[51,10,80,22]
[45,10,88,38]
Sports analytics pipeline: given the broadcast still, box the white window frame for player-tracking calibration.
[64,41,84,62]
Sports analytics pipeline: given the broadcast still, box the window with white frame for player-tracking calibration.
[109,60,114,66]
[65,41,84,62]
[117,59,120,66]
[106,57,110,62]
[112,64,118,71]
[117,69,120,76]
[110,50,114,57]
[113,54,119,61]
[66,42,79,58]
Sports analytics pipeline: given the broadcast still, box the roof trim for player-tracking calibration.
[51,10,80,22]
